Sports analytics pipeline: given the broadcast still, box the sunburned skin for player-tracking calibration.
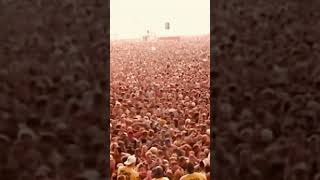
[111,38,210,180]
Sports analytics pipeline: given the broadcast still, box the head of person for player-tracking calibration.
[145,151,153,162]
[138,163,148,179]
[178,156,187,168]
[127,127,134,139]
[124,155,137,167]
[152,166,165,179]
[165,138,171,147]
[166,168,173,179]
[149,129,154,137]
[163,159,170,169]
[198,151,206,160]
[141,145,148,153]
[135,148,141,157]
[185,161,195,174]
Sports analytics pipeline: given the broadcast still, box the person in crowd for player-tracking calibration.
[117,155,140,180]
[179,162,207,180]
[151,166,170,180]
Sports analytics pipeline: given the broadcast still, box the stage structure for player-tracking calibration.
[159,22,180,41]
[142,22,180,42]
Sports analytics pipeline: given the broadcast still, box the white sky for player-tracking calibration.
[110,0,210,39]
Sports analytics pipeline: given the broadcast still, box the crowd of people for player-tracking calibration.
[110,37,210,180]
[1,1,108,179]
[2,0,319,179]
[211,0,320,179]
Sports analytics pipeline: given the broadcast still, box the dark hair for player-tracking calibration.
[176,149,184,157]
[185,162,195,174]
[121,156,127,163]
[160,164,167,173]
[152,166,164,178]
[205,165,211,172]
[199,161,205,169]
[178,157,186,164]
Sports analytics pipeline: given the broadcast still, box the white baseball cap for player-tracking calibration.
[124,155,137,165]
[203,158,210,167]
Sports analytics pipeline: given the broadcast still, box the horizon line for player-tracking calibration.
[110,33,210,41]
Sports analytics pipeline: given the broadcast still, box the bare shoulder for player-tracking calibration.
[118,166,125,170]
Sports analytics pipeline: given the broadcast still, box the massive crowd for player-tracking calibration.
[110,37,210,180]
[1,0,318,179]
[1,1,108,179]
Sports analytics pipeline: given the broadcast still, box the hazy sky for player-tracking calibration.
[111,0,210,39]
